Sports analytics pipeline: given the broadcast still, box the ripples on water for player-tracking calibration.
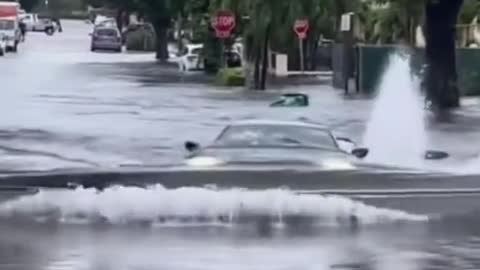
[0,210,479,270]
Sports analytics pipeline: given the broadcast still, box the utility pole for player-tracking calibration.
[341,12,355,94]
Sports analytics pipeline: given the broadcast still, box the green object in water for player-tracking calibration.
[215,68,246,87]
[270,93,309,107]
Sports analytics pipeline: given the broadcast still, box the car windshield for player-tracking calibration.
[96,28,117,36]
[213,124,337,150]
[0,20,14,30]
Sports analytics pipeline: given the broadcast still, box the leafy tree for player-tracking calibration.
[459,0,480,24]
[359,0,464,110]
[82,0,471,104]
[19,0,39,12]
[83,0,181,61]
[359,0,423,44]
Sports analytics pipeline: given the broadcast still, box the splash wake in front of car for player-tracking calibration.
[0,185,428,227]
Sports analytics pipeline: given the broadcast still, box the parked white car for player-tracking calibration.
[179,44,204,71]
[21,14,56,34]
[94,16,116,28]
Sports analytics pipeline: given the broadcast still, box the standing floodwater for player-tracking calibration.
[363,53,428,168]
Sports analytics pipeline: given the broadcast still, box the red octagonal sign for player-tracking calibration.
[294,19,309,40]
[211,10,236,39]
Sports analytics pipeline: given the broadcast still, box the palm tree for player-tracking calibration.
[459,0,480,24]
[221,0,337,89]
[356,0,423,44]
[282,0,337,70]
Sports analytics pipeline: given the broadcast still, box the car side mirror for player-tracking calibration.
[352,148,369,159]
[425,150,449,160]
[185,141,200,153]
[336,137,357,153]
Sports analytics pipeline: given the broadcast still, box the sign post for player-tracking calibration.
[211,10,236,68]
[341,12,354,94]
[294,19,309,73]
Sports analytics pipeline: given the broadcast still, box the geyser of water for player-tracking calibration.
[363,52,427,168]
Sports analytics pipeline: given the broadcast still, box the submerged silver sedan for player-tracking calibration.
[0,120,473,217]
[184,120,370,170]
[184,120,448,170]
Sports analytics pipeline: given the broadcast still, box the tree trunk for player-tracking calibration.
[424,0,463,110]
[334,0,347,40]
[153,20,170,62]
[176,14,184,53]
[116,10,129,33]
[307,34,320,71]
[253,45,261,89]
[259,24,271,90]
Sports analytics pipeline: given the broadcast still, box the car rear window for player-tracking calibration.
[96,29,118,37]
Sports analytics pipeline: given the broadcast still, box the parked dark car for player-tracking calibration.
[203,48,243,72]
[225,50,242,68]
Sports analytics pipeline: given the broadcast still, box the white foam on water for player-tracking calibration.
[363,53,428,168]
[0,185,427,226]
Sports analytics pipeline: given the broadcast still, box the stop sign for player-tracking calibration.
[294,19,309,39]
[211,10,236,38]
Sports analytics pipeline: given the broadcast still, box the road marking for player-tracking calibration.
[296,188,480,198]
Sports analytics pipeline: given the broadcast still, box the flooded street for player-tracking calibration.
[1,20,480,270]
[2,21,480,171]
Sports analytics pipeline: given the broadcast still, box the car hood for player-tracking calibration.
[190,147,352,166]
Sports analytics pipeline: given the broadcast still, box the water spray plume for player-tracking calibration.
[363,53,428,168]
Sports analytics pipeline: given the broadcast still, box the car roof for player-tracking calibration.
[230,119,329,130]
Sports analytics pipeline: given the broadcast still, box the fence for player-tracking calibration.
[336,45,480,96]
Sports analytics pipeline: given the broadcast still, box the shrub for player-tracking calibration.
[215,68,246,87]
